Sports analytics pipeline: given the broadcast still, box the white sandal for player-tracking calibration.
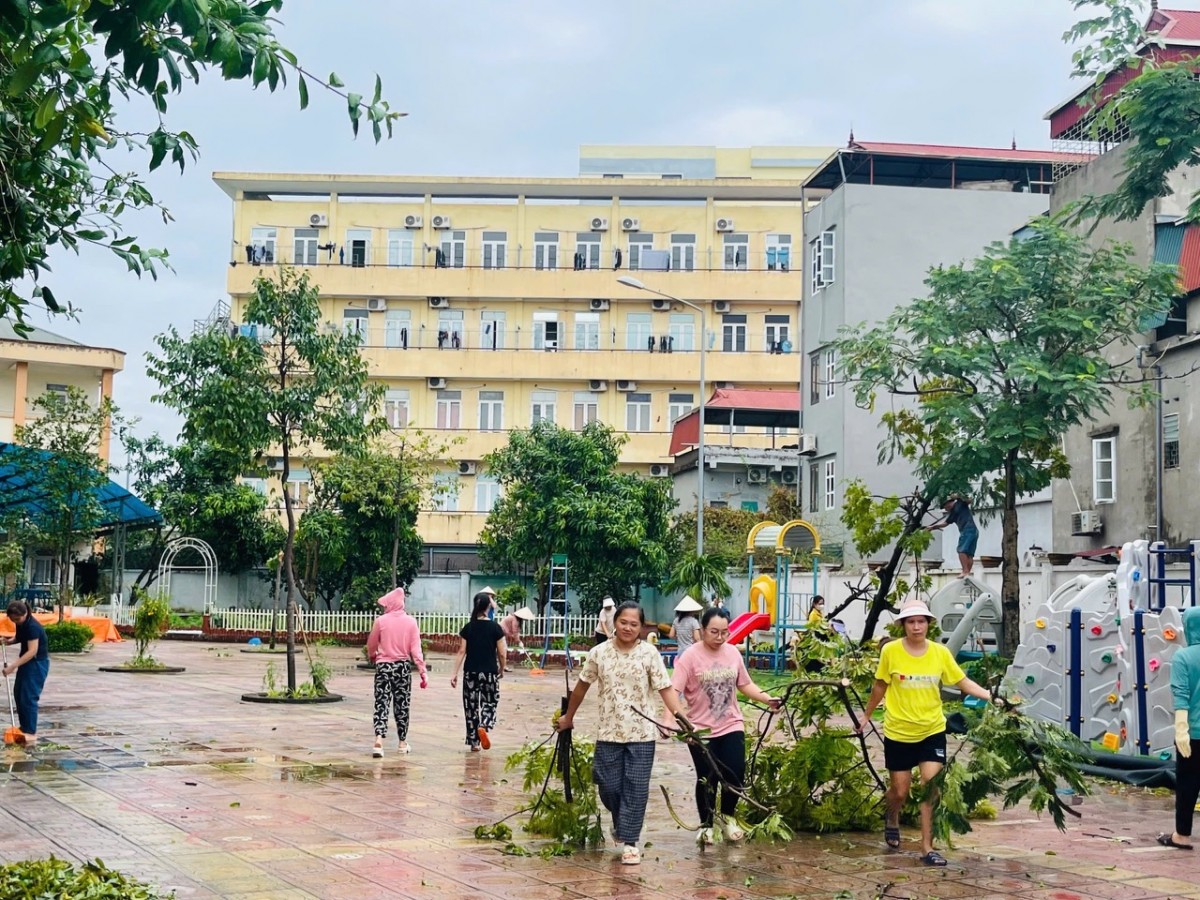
[620,844,641,865]
[372,740,383,759]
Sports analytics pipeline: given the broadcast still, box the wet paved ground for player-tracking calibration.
[0,640,1198,898]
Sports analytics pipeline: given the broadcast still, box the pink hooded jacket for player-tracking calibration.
[366,588,426,676]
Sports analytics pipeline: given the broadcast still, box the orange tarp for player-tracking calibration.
[0,612,121,643]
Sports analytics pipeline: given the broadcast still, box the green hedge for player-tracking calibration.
[44,621,94,653]
[0,857,169,898]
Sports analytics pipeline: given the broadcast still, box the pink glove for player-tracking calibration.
[419,675,428,689]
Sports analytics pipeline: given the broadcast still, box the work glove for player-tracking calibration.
[1177,709,1192,758]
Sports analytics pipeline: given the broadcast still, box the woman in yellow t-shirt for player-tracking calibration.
[855,600,992,867]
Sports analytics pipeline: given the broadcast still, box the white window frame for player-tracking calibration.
[384,309,410,349]
[824,348,837,399]
[534,232,559,271]
[721,314,747,353]
[766,233,791,272]
[343,308,368,345]
[478,390,505,432]
[532,312,559,350]
[1165,413,1181,470]
[723,233,749,271]
[625,393,652,433]
[575,233,602,269]
[438,309,464,349]
[531,390,557,426]
[293,227,319,266]
[668,312,695,352]
[481,231,507,270]
[384,389,409,429]
[671,233,696,272]
[627,312,652,351]
[823,458,836,511]
[574,312,600,350]
[250,227,276,264]
[475,475,501,513]
[573,392,598,430]
[345,228,371,268]
[481,310,505,350]
[628,233,653,270]
[387,229,414,267]
[436,390,462,430]
[432,473,459,512]
[440,230,466,268]
[1092,437,1116,503]
[765,314,790,353]
[820,228,836,285]
[668,392,694,423]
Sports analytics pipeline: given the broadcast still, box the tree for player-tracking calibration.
[662,552,731,606]
[0,1,402,326]
[836,220,1177,656]
[148,268,384,695]
[4,387,118,618]
[480,422,673,611]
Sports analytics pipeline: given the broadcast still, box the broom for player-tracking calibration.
[2,641,23,745]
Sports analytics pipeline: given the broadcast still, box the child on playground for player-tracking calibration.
[556,601,684,865]
[855,600,993,866]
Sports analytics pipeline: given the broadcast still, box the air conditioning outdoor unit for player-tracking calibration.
[367,298,388,312]
[429,296,450,309]
[713,300,732,314]
[616,380,637,392]
[781,469,799,485]
[427,377,447,390]
[458,461,477,476]
[431,215,452,229]
[715,381,735,390]
[403,214,423,229]
[651,298,671,312]
[590,216,609,232]
[544,339,558,351]
[621,217,640,232]
[799,433,818,456]
[589,299,610,312]
[747,467,768,484]
[715,217,735,232]
[589,379,608,392]
[1070,509,1103,535]
[309,213,328,227]
[649,464,670,478]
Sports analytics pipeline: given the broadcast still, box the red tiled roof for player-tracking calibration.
[1181,224,1200,294]
[1150,8,1200,41]
[847,141,1093,164]
[666,390,801,457]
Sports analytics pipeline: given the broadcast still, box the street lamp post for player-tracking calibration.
[617,275,706,558]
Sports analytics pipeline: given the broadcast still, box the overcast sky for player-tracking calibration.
[27,0,1109,451]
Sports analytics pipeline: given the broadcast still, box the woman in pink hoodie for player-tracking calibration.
[366,587,427,757]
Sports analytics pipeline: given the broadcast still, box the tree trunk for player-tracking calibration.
[1000,450,1021,659]
[859,495,934,644]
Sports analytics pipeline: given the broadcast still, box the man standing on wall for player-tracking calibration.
[926,494,978,579]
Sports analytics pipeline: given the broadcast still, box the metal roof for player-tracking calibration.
[668,388,801,456]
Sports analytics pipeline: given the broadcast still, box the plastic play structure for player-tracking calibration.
[928,576,1006,660]
[731,519,821,672]
[1006,540,1195,760]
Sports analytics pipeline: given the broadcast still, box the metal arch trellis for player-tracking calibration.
[157,537,219,614]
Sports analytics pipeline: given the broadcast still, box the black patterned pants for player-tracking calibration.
[373,660,413,741]
[462,671,500,744]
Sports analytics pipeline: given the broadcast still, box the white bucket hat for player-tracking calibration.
[896,600,936,622]
[601,596,615,608]
[675,595,704,613]
[513,607,535,621]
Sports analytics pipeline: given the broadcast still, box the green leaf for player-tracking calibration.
[5,61,40,97]
[298,74,308,110]
[328,71,344,88]
[34,91,57,128]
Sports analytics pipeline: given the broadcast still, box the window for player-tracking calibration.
[626,312,652,351]
[533,313,559,350]
[346,228,371,268]
[432,473,459,512]
[809,463,820,512]
[1092,437,1115,503]
[671,234,696,272]
[438,309,464,349]
[475,475,501,513]
[722,314,747,353]
[723,233,749,271]
[1165,413,1181,469]
[478,390,504,432]
[625,393,651,432]
[384,309,410,349]
[436,390,462,429]
[668,392,694,423]
[809,352,821,405]
[343,308,368,345]
[574,312,600,350]
[531,390,557,425]
[765,314,791,354]
[573,392,599,430]
[811,228,836,293]
[825,348,837,399]
[766,233,791,272]
[249,227,275,264]
[286,468,311,506]
[824,459,837,511]
[31,555,56,586]
[481,310,505,350]
[628,234,653,270]
[575,233,601,270]
[44,383,69,403]
[482,231,507,269]
[384,389,409,429]
[241,477,268,496]
[387,229,414,267]
[294,227,319,266]
[439,230,466,268]
[534,232,559,271]
[668,313,695,351]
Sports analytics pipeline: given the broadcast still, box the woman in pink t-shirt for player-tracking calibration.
[672,607,781,846]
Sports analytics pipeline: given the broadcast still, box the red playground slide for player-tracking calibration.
[727,612,771,645]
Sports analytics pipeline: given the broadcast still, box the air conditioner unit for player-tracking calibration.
[403,214,423,229]
[458,461,477,476]
[616,380,637,392]
[649,464,670,478]
[590,216,609,232]
[309,213,328,228]
[1070,509,1103,535]
[713,300,732,314]
[589,379,608,392]
[781,469,799,485]
[747,467,768,484]
[431,215,452,229]
[427,377,447,390]
[715,381,735,390]
[799,434,818,456]
[715,217,735,232]
[621,217,640,232]
[651,298,671,312]
[429,296,450,309]
[367,298,388,312]
[544,339,558,351]
[589,299,610,312]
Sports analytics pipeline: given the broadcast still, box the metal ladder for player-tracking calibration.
[541,553,573,670]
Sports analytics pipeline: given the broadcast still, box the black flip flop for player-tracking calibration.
[1157,833,1194,850]
[884,826,901,849]
[921,851,948,867]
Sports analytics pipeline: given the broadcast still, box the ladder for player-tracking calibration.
[541,553,573,670]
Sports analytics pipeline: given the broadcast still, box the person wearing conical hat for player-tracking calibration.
[670,596,704,656]
[594,596,616,646]
[854,600,993,868]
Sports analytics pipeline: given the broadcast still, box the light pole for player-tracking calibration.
[617,275,706,558]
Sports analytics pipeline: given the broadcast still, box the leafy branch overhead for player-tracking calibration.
[0,1,403,326]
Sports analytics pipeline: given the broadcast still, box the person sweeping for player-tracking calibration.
[451,592,507,751]
[499,606,535,660]
[366,587,426,757]
[2,600,48,748]
[1160,607,1200,849]
[855,599,992,866]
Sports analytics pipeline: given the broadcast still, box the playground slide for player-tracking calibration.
[727,612,771,645]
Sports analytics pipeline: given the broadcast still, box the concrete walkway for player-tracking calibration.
[0,640,1196,899]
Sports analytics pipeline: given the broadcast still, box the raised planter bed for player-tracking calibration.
[98,665,186,674]
[240,692,344,704]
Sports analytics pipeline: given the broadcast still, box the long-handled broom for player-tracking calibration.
[1,642,23,745]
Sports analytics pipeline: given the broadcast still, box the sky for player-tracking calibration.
[24,0,1107,452]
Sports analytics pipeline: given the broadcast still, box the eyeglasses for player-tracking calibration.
[705,629,730,638]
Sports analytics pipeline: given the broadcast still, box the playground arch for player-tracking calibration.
[156,537,219,614]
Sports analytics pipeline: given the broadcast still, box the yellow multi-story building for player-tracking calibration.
[214,145,830,560]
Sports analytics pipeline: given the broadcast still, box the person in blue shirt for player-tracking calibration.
[1162,607,1200,849]
[927,494,979,578]
[3,600,49,747]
